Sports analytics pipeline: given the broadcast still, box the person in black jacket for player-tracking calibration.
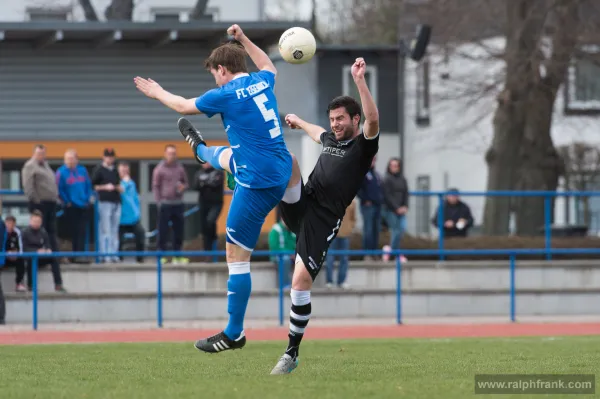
[357,156,384,260]
[21,211,66,292]
[431,188,474,238]
[382,158,409,258]
[2,216,29,292]
[193,162,224,256]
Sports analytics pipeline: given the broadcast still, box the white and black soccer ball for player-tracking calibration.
[278,27,317,65]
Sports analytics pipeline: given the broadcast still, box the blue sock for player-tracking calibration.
[196,145,227,170]
[223,262,252,340]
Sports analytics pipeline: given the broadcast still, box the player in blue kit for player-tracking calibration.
[134,24,302,352]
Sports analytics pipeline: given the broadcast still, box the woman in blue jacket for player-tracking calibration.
[118,161,146,263]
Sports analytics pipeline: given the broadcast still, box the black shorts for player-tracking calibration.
[278,181,342,281]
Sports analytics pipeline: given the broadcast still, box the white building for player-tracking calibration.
[402,38,600,236]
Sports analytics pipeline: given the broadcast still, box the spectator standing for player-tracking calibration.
[193,162,224,255]
[56,149,93,263]
[382,157,409,261]
[21,211,66,292]
[431,188,474,238]
[118,161,146,263]
[326,199,357,289]
[0,217,6,324]
[92,148,122,263]
[3,216,27,292]
[268,216,296,288]
[21,144,59,252]
[357,157,383,260]
[152,145,188,264]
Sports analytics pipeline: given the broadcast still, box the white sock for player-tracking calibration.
[282,180,302,204]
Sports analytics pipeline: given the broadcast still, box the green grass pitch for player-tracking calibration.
[1,336,599,399]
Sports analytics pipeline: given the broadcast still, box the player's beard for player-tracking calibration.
[334,124,354,141]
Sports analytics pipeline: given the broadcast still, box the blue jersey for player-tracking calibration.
[195,70,292,189]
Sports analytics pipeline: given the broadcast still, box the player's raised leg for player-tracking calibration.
[178,117,232,171]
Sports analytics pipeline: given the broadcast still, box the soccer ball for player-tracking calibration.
[278,27,316,64]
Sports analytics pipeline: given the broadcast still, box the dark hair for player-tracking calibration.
[5,215,16,223]
[387,157,401,173]
[31,210,43,218]
[327,96,362,121]
[204,43,248,74]
[118,160,130,167]
[34,144,45,150]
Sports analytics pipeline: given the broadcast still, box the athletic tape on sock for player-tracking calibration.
[290,289,311,306]
[282,180,302,204]
[228,262,250,275]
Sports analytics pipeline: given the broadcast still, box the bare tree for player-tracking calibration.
[78,0,99,21]
[189,0,209,19]
[320,0,600,236]
[105,0,134,20]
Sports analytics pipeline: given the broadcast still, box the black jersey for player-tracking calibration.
[304,130,379,218]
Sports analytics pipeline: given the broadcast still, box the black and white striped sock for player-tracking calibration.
[285,289,311,360]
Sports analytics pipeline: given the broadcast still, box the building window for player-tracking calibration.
[342,64,378,111]
[565,52,600,115]
[153,13,181,22]
[27,7,70,21]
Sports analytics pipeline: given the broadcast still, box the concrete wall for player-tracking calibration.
[4,260,600,323]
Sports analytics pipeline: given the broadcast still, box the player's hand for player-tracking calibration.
[284,114,302,129]
[351,57,366,81]
[134,77,163,99]
[227,24,245,41]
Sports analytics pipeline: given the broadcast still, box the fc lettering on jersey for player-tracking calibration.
[235,81,269,100]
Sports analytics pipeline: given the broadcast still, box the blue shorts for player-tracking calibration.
[226,159,288,251]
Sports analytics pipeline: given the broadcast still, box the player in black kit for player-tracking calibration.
[270,57,379,375]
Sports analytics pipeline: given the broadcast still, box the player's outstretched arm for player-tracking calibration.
[351,58,379,139]
[228,24,277,75]
[134,77,200,115]
[285,114,326,144]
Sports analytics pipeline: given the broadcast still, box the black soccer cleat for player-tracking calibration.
[177,117,207,165]
[194,330,246,353]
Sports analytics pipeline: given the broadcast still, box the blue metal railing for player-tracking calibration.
[0,190,227,260]
[411,190,600,261]
[3,247,600,330]
[4,189,597,253]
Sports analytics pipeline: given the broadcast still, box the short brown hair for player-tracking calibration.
[204,43,248,74]
[31,210,43,218]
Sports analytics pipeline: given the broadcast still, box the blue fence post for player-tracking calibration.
[544,195,552,261]
[156,255,163,328]
[94,200,100,263]
[396,253,403,324]
[509,254,516,322]
[278,254,284,327]
[437,194,445,261]
[32,255,39,331]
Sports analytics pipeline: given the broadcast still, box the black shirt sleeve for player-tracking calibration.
[319,131,328,145]
[358,130,379,157]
